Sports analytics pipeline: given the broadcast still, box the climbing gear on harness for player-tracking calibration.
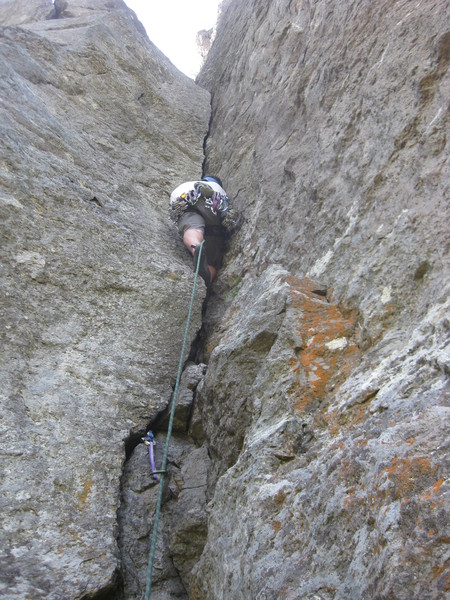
[144,241,205,600]
[193,243,211,287]
[168,180,232,225]
[221,206,240,233]
[168,186,201,222]
[141,431,160,483]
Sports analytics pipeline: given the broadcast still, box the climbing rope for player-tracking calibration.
[144,240,205,599]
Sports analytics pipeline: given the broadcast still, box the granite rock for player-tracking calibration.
[0,0,52,26]
[192,0,449,597]
[0,1,210,598]
[1,0,449,598]
[118,435,210,599]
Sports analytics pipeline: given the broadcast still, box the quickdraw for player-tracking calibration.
[141,431,163,483]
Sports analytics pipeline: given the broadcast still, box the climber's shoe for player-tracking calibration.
[196,182,214,198]
[193,245,211,287]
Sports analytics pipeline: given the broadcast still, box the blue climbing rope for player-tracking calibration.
[144,241,205,599]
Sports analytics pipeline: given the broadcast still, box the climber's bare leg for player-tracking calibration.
[183,227,204,255]
[183,228,216,281]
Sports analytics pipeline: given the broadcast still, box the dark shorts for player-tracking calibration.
[177,200,225,270]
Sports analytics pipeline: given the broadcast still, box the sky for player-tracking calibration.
[123,0,221,79]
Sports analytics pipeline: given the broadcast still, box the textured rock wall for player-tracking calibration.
[0,0,51,26]
[118,363,210,599]
[192,0,449,598]
[1,0,449,598]
[0,1,210,598]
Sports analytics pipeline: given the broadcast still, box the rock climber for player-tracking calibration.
[169,176,238,287]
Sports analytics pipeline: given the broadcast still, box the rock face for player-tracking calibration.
[118,429,210,599]
[1,0,449,599]
[118,363,209,599]
[192,1,449,598]
[0,1,209,598]
[0,0,51,26]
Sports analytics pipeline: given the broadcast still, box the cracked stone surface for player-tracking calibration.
[192,0,449,598]
[118,434,210,599]
[0,1,209,598]
[1,0,449,598]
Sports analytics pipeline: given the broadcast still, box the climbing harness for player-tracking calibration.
[144,240,205,600]
[168,180,232,226]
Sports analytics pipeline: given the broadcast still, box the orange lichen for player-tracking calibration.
[354,437,369,448]
[439,568,450,592]
[275,489,287,504]
[381,456,438,500]
[343,488,364,513]
[78,479,93,510]
[285,276,360,425]
[422,478,444,500]
[323,399,374,437]
[432,479,444,494]
[433,563,446,578]
[272,520,282,533]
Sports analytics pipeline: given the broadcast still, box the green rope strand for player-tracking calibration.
[144,240,205,599]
